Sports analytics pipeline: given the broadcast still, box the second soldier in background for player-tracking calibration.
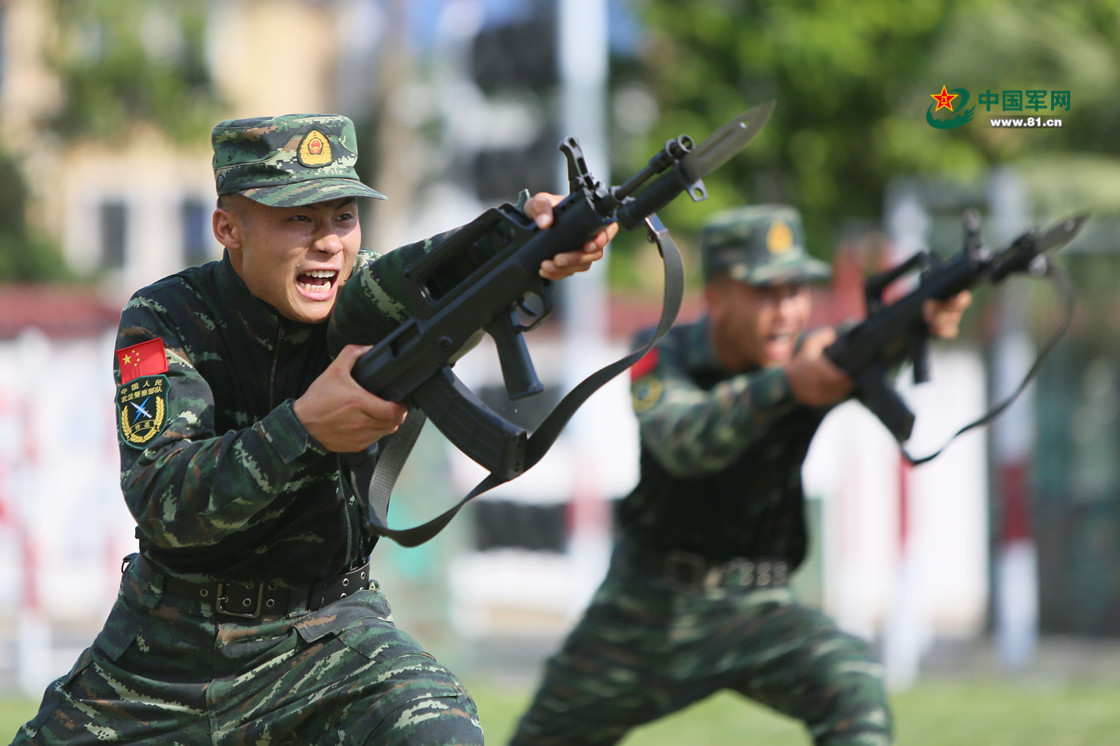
[510,204,971,746]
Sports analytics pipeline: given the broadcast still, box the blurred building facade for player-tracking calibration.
[0,0,389,301]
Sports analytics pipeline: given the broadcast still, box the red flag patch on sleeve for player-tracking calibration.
[629,348,659,381]
[116,338,169,385]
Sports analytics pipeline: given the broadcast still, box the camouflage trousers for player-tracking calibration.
[13,559,482,746]
[510,546,892,746]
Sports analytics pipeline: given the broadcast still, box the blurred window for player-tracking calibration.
[99,201,128,270]
[181,197,211,266]
[474,500,567,552]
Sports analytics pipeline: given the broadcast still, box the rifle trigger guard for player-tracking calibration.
[515,287,551,332]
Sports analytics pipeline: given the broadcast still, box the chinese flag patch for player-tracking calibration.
[116,338,169,385]
[629,348,659,381]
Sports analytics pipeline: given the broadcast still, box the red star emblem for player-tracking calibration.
[930,85,958,112]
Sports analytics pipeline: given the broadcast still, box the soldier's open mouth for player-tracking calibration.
[296,270,338,297]
[767,331,792,346]
[765,331,795,359]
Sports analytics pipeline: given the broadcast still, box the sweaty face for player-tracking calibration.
[215,195,362,324]
[706,278,811,371]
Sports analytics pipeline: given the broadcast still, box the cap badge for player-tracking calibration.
[766,220,794,254]
[298,129,333,167]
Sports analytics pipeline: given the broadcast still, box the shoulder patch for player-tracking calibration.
[631,377,663,413]
[117,375,170,449]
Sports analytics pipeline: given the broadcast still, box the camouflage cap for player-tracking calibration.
[700,204,831,286]
[212,113,386,207]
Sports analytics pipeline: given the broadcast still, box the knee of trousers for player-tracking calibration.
[809,637,892,744]
[818,634,888,698]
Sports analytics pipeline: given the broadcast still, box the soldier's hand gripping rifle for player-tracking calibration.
[333,101,775,546]
[824,210,1087,463]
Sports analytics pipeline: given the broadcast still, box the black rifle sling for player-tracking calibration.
[363,408,428,534]
[362,217,685,547]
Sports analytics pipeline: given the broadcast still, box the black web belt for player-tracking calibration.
[619,545,791,592]
[126,553,372,619]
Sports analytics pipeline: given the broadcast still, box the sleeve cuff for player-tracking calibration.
[261,400,329,464]
[755,366,794,409]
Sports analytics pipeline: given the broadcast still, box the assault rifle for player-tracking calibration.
[825,210,1087,459]
[336,102,775,546]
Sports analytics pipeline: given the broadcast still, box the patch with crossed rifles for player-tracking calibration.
[117,375,169,449]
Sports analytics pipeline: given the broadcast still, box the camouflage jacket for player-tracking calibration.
[617,317,831,567]
[114,249,394,584]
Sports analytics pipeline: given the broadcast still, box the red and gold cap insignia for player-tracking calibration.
[298,129,333,167]
[766,220,794,254]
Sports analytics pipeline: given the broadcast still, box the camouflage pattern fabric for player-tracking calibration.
[212,113,386,207]
[628,318,800,475]
[328,230,459,355]
[511,547,891,746]
[13,559,481,745]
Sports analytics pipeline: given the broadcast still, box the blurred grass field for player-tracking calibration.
[4,679,1118,745]
[469,680,1120,745]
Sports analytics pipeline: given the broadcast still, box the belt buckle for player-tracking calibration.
[771,561,789,587]
[664,550,706,591]
[720,559,755,588]
[216,582,265,618]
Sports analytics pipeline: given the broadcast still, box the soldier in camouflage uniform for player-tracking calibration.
[510,204,971,746]
[12,113,610,746]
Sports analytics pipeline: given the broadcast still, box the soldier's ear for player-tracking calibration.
[704,279,728,323]
[213,207,242,250]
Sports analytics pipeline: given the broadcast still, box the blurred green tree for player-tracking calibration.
[46,0,221,143]
[0,151,71,281]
